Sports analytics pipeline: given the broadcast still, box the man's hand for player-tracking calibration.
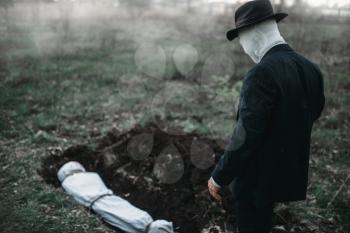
[208,177,222,201]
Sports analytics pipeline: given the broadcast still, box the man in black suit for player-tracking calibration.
[208,1,325,233]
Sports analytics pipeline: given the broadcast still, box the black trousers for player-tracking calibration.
[235,200,274,233]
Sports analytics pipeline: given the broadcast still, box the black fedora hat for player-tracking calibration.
[226,0,288,41]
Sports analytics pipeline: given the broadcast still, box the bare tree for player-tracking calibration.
[0,0,13,30]
[52,0,74,40]
[276,0,285,12]
[292,0,306,14]
[186,0,192,13]
[27,0,56,26]
[118,0,152,18]
[294,0,303,5]
[31,0,40,26]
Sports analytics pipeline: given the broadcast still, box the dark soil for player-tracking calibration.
[39,123,317,233]
[39,123,235,232]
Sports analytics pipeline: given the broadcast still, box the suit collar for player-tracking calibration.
[261,44,294,61]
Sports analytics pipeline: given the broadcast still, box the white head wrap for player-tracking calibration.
[238,19,286,63]
[57,161,86,182]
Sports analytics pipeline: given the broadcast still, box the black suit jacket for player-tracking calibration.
[211,44,325,207]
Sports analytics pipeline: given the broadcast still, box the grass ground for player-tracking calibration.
[0,9,349,233]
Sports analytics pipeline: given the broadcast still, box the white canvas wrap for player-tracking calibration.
[57,161,174,233]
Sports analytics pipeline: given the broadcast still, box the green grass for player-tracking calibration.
[0,13,349,233]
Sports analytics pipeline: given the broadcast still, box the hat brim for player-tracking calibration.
[226,13,288,41]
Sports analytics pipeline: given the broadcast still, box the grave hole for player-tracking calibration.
[39,123,235,233]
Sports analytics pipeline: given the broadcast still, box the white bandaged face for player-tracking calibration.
[238,19,286,64]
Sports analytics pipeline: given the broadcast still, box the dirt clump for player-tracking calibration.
[39,123,234,233]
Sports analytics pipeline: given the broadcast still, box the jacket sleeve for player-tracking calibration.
[314,67,325,121]
[211,67,278,186]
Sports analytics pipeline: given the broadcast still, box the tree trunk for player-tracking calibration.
[277,0,285,12]
[294,0,302,6]
[186,0,192,13]
[4,5,9,31]
[32,0,40,27]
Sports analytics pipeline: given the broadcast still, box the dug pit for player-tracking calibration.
[39,123,312,233]
[39,123,237,233]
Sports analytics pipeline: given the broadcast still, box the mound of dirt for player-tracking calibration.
[39,123,235,232]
